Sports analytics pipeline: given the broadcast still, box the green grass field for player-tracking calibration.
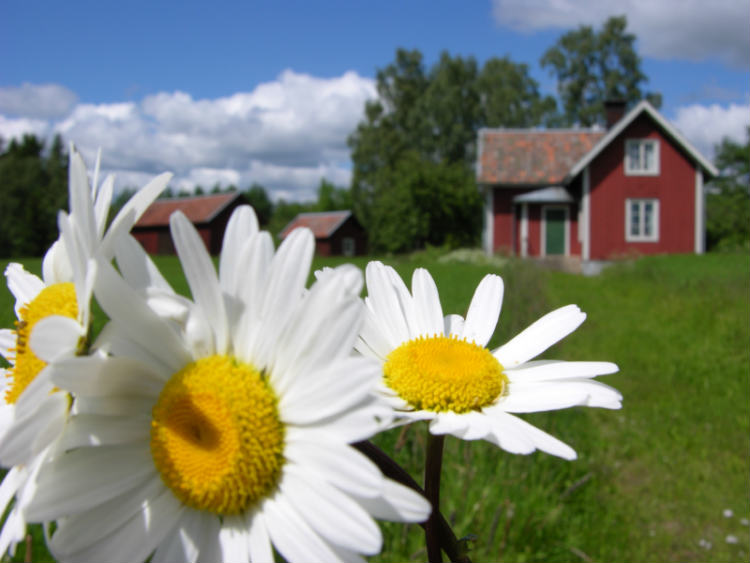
[1,251,748,563]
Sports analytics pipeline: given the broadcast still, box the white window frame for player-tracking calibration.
[625,139,660,176]
[341,237,355,257]
[625,198,660,242]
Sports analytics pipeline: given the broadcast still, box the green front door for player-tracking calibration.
[545,208,566,255]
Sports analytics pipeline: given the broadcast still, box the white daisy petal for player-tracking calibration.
[0,507,25,558]
[94,261,190,373]
[41,238,72,286]
[487,411,577,460]
[25,444,155,522]
[502,379,623,412]
[462,274,503,347]
[73,395,155,417]
[280,357,377,425]
[0,329,15,358]
[4,263,44,316]
[92,174,115,240]
[50,355,165,397]
[219,205,259,297]
[248,511,274,563]
[264,493,344,563]
[250,228,314,367]
[0,392,67,467]
[193,511,222,563]
[0,467,24,518]
[444,313,465,337]
[428,411,463,435]
[68,149,97,257]
[151,511,201,563]
[411,268,444,336]
[60,414,151,449]
[29,315,84,363]
[114,234,174,293]
[99,171,172,260]
[364,262,411,345]
[493,304,586,368]
[506,360,619,383]
[170,211,228,356]
[452,411,493,441]
[218,515,250,563]
[355,311,395,360]
[354,478,431,523]
[284,436,384,499]
[281,468,382,555]
[49,476,178,560]
[52,490,181,563]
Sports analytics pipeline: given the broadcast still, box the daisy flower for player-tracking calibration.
[0,147,170,555]
[26,208,429,563]
[356,261,622,460]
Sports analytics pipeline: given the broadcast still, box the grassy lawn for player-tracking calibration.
[0,251,747,562]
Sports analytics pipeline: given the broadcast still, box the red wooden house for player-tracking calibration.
[132,192,247,255]
[280,210,367,256]
[477,101,718,265]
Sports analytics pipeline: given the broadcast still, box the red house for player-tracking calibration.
[132,192,247,255]
[280,210,367,256]
[477,101,718,267]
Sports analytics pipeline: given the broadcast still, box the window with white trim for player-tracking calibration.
[625,139,659,175]
[341,237,355,256]
[626,198,659,242]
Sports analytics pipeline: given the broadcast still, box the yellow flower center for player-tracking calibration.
[6,282,78,404]
[150,355,285,515]
[384,335,508,413]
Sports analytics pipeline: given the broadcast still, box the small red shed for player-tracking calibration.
[477,101,718,264]
[132,192,247,255]
[280,210,368,256]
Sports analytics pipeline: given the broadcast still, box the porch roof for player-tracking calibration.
[513,186,574,204]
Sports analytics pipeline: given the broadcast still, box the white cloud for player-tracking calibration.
[0,115,50,145]
[0,71,376,201]
[492,0,750,68]
[0,83,78,119]
[671,102,749,159]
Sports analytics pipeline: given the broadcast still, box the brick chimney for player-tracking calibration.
[604,99,627,128]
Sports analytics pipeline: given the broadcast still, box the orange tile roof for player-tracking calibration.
[477,129,605,185]
[280,211,352,239]
[135,193,242,227]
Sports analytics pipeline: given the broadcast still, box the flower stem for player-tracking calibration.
[353,440,471,563]
[424,432,445,563]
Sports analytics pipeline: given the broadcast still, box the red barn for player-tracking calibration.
[280,210,367,256]
[132,192,247,255]
[478,101,718,267]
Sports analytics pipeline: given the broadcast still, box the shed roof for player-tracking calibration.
[477,129,605,185]
[280,210,352,239]
[135,192,243,227]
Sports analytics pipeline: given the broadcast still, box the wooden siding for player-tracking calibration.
[588,114,697,260]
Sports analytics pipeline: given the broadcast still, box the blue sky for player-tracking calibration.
[2,0,748,200]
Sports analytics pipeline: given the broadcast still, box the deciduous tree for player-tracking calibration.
[540,15,661,126]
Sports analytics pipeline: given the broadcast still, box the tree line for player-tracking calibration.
[0,16,746,258]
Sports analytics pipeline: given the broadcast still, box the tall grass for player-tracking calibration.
[0,252,747,562]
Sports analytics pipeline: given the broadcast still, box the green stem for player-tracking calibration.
[352,440,471,563]
[424,432,445,563]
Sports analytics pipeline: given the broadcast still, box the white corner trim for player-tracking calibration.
[695,168,704,254]
[582,167,590,261]
[484,187,494,256]
[520,203,529,258]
